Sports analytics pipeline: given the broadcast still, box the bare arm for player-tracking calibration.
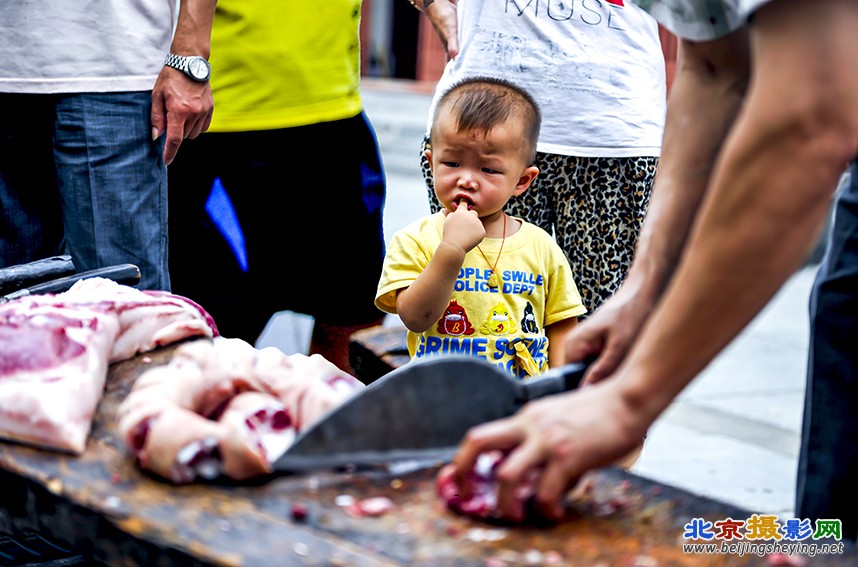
[396,204,484,331]
[565,29,751,384]
[411,0,459,60]
[151,0,217,165]
[621,0,858,419]
[546,318,577,370]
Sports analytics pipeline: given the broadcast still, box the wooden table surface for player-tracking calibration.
[1,341,854,566]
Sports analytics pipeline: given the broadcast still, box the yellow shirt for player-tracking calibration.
[376,213,587,378]
[208,0,363,132]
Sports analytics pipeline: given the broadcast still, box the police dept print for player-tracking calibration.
[413,266,549,378]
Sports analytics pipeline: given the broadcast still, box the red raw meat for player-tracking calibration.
[436,450,549,524]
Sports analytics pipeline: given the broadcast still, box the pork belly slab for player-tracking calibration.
[118,337,365,483]
[0,278,217,454]
[56,278,218,362]
[0,300,119,453]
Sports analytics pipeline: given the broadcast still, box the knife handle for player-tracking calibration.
[516,360,589,403]
[0,264,141,302]
[0,255,75,295]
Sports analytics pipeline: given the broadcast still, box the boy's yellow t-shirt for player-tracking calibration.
[207,0,363,132]
[376,213,587,379]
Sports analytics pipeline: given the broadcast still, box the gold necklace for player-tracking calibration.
[476,213,506,289]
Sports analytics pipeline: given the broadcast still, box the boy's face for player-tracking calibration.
[427,111,538,217]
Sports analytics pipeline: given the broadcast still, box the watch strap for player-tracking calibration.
[165,53,189,73]
[164,53,210,82]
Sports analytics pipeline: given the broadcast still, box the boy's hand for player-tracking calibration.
[442,201,485,252]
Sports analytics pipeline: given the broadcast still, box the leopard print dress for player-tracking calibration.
[420,136,658,315]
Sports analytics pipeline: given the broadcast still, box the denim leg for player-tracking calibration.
[797,161,858,541]
[0,94,64,267]
[53,92,168,290]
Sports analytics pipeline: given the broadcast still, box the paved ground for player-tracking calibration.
[258,78,821,521]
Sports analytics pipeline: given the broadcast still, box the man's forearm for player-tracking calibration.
[621,0,858,422]
[170,0,218,57]
[624,32,750,309]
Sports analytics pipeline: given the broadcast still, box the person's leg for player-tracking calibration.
[553,156,657,314]
[797,160,858,542]
[0,94,64,267]
[234,114,386,373]
[306,112,387,372]
[53,92,168,290]
[168,131,272,342]
[310,319,385,375]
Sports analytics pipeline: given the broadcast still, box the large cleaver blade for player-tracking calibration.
[273,355,587,473]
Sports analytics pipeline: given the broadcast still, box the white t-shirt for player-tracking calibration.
[429,0,667,157]
[0,1,178,94]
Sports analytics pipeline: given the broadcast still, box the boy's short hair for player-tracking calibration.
[431,76,542,163]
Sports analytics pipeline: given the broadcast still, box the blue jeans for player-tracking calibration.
[0,92,168,290]
[797,160,858,541]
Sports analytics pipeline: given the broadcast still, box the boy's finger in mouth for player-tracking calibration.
[454,197,475,210]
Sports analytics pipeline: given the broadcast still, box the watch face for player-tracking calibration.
[187,57,210,81]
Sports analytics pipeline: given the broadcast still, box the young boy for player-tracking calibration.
[375,77,587,379]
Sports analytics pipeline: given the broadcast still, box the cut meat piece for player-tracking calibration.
[219,391,295,480]
[138,406,225,484]
[118,337,365,483]
[436,451,548,524]
[344,496,396,518]
[253,347,364,430]
[119,339,266,422]
[0,278,219,455]
[57,278,218,362]
[123,390,298,483]
[0,300,120,453]
[436,452,503,520]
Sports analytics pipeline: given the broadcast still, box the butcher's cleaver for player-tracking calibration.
[274,356,588,473]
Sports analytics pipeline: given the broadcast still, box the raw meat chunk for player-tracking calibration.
[118,337,364,483]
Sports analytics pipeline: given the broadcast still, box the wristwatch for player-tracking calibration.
[164,53,211,82]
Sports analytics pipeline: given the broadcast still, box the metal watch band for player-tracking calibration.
[164,53,210,82]
[164,53,189,73]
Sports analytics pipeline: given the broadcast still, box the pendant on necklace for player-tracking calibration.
[487,271,500,288]
[478,213,507,290]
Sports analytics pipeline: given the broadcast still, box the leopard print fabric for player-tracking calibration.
[420,135,658,314]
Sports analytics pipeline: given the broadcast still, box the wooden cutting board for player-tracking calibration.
[0,340,854,566]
